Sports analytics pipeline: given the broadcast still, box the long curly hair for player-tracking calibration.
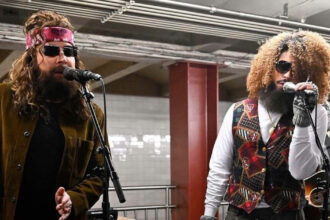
[247,31,330,103]
[8,10,89,122]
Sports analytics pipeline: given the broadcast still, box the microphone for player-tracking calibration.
[283,82,315,95]
[63,67,102,82]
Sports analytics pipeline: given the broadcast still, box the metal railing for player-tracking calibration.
[89,185,176,220]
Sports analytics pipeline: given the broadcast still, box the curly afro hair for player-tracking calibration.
[247,31,330,103]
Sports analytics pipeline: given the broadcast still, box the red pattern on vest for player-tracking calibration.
[224,98,303,213]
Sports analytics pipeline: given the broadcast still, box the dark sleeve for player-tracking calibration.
[67,104,110,217]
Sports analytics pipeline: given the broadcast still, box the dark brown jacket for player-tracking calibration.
[0,82,106,220]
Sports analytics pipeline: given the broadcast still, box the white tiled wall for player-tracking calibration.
[92,93,232,219]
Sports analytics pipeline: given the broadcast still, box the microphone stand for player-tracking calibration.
[80,81,126,220]
[301,93,329,220]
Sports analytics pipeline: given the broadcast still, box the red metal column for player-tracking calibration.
[169,62,219,220]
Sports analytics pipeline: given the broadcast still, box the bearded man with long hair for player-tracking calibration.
[0,10,107,220]
[201,31,330,220]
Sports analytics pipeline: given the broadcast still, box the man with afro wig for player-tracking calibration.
[201,31,330,220]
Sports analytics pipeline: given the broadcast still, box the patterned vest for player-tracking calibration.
[224,98,304,213]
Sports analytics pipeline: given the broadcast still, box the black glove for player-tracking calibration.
[292,92,317,127]
[292,92,314,127]
[305,93,318,112]
[292,82,318,127]
[200,215,216,220]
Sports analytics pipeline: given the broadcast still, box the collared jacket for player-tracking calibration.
[0,82,107,220]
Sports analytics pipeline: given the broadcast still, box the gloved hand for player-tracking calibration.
[200,215,217,220]
[292,92,310,127]
[304,82,318,111]
[292,82,318,127]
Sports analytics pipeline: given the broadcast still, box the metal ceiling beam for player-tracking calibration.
[0,23,255,66]
[147,0,330,32]
[1,0,330,44]
[110,15,267,42]
[90,62,156,90]
[129,3,293,33]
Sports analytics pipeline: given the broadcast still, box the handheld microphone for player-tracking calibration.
[63,67,102,82]
[283,82,315,95]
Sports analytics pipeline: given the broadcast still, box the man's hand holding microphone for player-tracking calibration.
[283,81,318,127]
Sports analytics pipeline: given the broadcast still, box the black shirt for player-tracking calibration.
[15,104,64,220]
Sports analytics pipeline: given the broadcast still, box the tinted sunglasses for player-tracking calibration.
[43,45,78,57]
[275,60,292,74]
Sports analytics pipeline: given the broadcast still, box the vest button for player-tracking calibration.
[23,131,30,137]
[261,168,266,172]
[262,147,266,152]
[11,196,16,203]
[260,190,265,195]
[17,163,23,170]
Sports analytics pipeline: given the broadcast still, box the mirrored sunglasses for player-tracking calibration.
[275,60,292,74]
[43,45,78,57]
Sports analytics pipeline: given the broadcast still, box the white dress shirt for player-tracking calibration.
[204,99,328,217]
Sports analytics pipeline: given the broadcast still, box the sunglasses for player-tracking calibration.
[275,60,292,74]
[43,45,78,57]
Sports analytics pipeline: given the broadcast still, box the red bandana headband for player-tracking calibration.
[26,26,75,50]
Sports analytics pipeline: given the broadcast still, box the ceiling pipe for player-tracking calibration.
[0,1,274,41]
[111,15,267,41]
[64,0,291,33]
[100,0,135,23]
[128,6,285,34]
[2,0,330,44]
[132,2,294,32]
[0,1,105,19]
[58,0,292,35]
[58,0,120,8]
[66,0,330,39]
[0,22,254,66]
[74,0,330,39]
[147,0,330,33]
[0,1,265,42]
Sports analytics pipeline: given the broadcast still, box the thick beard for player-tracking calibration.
[36,65,80,103]
[259,82,295,114]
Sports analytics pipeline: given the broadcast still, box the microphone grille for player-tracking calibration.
[63,67,75,80]
[283,82,295,93]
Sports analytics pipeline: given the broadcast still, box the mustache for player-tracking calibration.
[49,65,67,75]
[276,79,289,84]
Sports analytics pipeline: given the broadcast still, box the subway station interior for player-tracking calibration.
[0,0,330,219]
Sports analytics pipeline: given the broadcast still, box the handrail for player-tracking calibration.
[89,185,176,220]
[108,185,176,191]
[90,204,176,212]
